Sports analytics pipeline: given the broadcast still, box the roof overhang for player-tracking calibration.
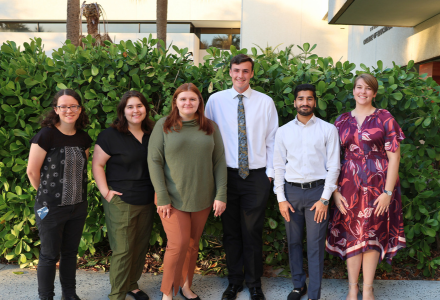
[328,0,440,27]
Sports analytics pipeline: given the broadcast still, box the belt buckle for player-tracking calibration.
[301,182,312,189]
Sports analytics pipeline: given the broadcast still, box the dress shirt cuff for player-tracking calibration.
[321,188,333,201]
[276,193,287,203]
[266,167,274,178]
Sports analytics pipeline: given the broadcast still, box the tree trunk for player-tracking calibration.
[66,0,80,46]
[156,0,168,48]
[86,15,99,36]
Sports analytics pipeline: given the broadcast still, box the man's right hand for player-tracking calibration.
[105,190,123,203]
[278,201,295,222]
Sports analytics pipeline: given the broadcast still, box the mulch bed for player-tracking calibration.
[2,247,439,281]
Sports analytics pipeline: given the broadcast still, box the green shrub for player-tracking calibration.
[0,37,439,276]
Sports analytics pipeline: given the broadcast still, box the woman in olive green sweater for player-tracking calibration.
[148,83,227,300]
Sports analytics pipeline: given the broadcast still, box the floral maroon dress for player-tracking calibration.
[326,109,406,263]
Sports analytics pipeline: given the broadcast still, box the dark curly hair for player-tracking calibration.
[41,89,90,130]
[111,90,155,134]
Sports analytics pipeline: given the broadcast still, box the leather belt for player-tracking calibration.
[227,167,266,172]
[287,179,325,189]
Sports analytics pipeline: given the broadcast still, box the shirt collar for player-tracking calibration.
[294,114,317,127]
[230,86,253,100]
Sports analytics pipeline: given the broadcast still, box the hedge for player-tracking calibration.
[1,35,440,276]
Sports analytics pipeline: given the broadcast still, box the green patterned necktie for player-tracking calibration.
[237,94,249,179]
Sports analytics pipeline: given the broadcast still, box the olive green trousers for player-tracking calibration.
[102,195,154,300]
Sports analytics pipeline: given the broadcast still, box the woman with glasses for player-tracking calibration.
[148,83,227,300]
[92,91,155,300]
[27,89,92,300]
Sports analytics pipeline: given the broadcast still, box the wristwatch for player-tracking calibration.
[384,189,393,196]
[320,199,329,206]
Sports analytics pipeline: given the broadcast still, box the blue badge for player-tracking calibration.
[37,206,49,220]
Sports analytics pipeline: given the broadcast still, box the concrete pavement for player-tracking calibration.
[0,263,439,300]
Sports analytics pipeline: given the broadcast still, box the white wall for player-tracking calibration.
[241,0,348,60]
[347,26,413,68]
[347,14,440,68]
[0,0,241,21]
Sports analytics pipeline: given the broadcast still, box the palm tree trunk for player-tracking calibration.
[156,0,168,48]
[66,0,80,46]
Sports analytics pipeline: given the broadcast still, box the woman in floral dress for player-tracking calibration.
[326,74,406,300]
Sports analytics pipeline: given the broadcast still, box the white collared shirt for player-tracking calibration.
[273,114,341,202]
[205,87,279,178]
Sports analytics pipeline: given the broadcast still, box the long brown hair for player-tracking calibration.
[163,83,214,135]
[111,90,155,134]
[41,89,89,130]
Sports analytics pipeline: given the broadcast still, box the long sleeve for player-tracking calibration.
[147,120,172,206]
[321,126,341,200]
[273,129,287,202]
[265,100,279,178]
[212,124,227,202]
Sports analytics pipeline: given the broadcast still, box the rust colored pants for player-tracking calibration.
[160,205,212,296]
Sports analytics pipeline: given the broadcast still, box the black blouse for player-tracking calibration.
[95,127,154,205]
[30,127,92,207]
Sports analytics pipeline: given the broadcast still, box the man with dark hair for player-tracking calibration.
[205,54,278,300]
[273,84,340,300]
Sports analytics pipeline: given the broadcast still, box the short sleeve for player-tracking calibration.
[96,128,114,156]
[379,110,405,152]
[334,112,350,133]
[82,130,93,149]
[30,127,53,152]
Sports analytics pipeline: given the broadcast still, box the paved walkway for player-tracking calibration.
[1,263,439,300]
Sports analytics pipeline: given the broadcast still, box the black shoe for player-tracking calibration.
[221,283,243,300]
[287,284,307,300]
[61,295,81,300]
[127,290,149,300]
[39,297,53,300]
[249,287,265,300]
[180,287,201,300]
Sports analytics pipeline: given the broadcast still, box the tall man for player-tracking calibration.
[273,84,340,300]
[205,54,278,300]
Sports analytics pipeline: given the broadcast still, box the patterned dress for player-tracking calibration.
[326,109,406,263]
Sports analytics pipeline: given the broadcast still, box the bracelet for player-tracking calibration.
[105,190,111,198]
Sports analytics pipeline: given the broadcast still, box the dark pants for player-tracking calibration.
[35,200,88,298]
[222,168,271,288]
[102,195,154,300]
[284,183,328,300]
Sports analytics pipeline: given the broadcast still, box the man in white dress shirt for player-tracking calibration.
[273,84,340,300]
[205,54,278,300]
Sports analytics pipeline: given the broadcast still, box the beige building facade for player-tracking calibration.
[0,0,348,65]
[329,0,440,70]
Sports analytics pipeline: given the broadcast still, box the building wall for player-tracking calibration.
[241,0,348,60]
[0,0,241,22]
[347,14,440,68]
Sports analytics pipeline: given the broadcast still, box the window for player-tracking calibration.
[196,28,240,50]
[140,23,192,33]
[0,22,193,34]
[0,22,37,32]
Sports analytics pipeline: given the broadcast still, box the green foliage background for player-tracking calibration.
[1,36,440,276]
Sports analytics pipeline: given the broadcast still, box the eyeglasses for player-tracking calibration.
[56,105,81,112]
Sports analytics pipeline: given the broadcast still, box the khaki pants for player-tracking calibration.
[160,205,212,296]
[102,195,154,300]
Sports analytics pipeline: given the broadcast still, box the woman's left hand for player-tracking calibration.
[373,193,392,216]
[213,200,226,217]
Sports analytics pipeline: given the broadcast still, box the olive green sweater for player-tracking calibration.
[148,117,227,212]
